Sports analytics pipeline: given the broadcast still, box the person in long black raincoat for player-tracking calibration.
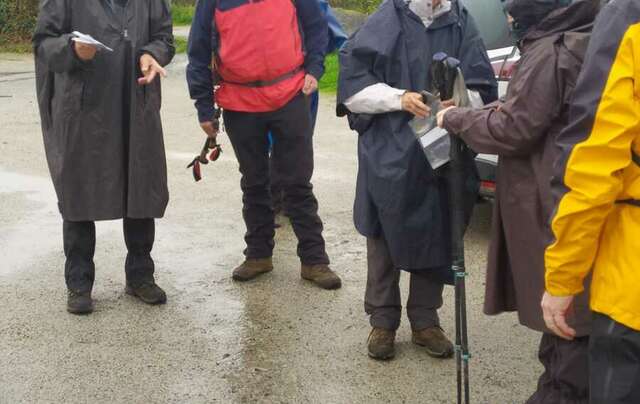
[337,0,497,360]
[33,0,175,314]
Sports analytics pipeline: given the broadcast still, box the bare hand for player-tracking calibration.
[437,106,456,128]
[441,99,456,108]
[303,74,318,95]
[541,292,577,340]
[200,121,218,140]
[138,54,167,85]
[74,42,97,61]
[401,92,431,119]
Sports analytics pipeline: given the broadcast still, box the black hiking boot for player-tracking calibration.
[125,281,167,305]
[67,290,94,315]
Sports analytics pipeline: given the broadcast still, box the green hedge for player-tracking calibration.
[169,0,381,14]
[172,4,195,25]
[0,0,39,44]
[329,0,381,13]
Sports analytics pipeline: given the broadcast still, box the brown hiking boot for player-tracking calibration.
[232,258,273,282]
[67,290,94,315]
[412,326,454,359]
[300,264,342,290]
[367,327,396,360]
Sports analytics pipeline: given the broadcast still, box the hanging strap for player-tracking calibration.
[222,66,304,88]
[615,149,640,207]
[632,149,640,167]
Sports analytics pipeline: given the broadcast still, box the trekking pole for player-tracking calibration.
[431,53,471,404]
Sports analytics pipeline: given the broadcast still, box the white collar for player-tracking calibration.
[407,0,452,27]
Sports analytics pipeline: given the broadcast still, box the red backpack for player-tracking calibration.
[213,0,306,112]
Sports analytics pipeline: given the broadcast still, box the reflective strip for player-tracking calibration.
[616,150,640,206]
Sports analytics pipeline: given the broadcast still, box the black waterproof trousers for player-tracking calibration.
[526,333,590,404]
[223,93,329,265]
[271,92,320,212]
[590,313,640,404]
[64,218,156,293]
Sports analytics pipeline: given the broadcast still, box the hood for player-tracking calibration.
[523,0,599,42]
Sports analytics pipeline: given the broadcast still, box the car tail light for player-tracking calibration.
[498,61,516,81]
[480,180,497,194]
[492,60,516,81]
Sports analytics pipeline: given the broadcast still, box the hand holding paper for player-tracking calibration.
[74,42,98,61]
[71,31,113,52]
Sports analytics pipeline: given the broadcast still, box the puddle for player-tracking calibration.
[0,168,120,276]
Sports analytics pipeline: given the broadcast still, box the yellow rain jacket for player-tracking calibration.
[545,0,640,331]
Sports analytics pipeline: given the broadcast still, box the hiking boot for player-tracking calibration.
[301,264,342,290]
[412,326,454,359]
[232,258,273,282]
[125,281,167,305]
[367,327,396,360]
[67,290,94,315]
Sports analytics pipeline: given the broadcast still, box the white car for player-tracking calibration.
[465,0,519,198]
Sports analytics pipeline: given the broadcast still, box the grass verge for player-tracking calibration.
[0,41,32,54]
[319,53,338,93]
[175,37,188,54]
[172,5,195,26]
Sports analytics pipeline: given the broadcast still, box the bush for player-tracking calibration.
[329,0,382,13]
[171,4,195,25]
[0,0,39,44]
[319,52,339,93]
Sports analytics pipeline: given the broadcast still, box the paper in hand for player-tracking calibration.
[72,31,113,52]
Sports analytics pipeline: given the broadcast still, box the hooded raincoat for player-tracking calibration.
[34,0,175,222]
[337,0,497,274]
[443,0,599,334]
[545,0,640,332]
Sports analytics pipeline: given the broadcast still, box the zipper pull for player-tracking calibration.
[123,29,128,38]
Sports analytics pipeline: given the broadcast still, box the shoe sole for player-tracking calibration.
[232,269,273,282]
[67,306,94,315]
[300,276,342,290]
[413,338,454,359]
[125,287,167,305]
[368,350,396,361]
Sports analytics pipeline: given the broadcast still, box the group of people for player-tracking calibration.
[32,0,639,402]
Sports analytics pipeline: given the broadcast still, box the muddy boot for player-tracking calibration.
[125,281,167,305]
[232,258,274,282]
[67,290,94,315]
[301,264,342,290]
[367,327,396,360]
[412,326,454,359]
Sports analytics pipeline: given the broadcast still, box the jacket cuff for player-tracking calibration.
[140,45,171,67]
[196,99,216,123]
[305,63,324,82]
[545,278,585,297]
[442,107,468,135]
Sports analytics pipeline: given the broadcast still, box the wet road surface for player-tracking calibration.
[0,53,540,404]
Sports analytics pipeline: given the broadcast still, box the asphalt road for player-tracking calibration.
[0,53,540,404]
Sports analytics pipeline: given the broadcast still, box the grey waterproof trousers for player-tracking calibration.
[364,236,443,331]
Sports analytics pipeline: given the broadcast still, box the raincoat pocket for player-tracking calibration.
[62,73,85,114]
